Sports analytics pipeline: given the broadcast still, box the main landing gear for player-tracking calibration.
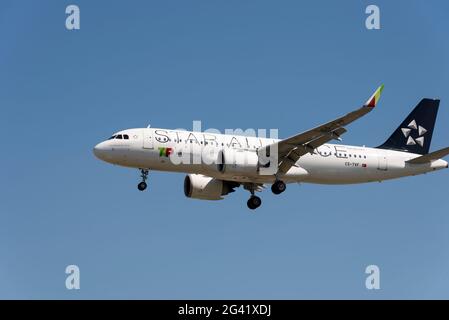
[271,180,286,195]
[137,169,149,191]
[247,195,262,210]
[245,184,262,210]
[245,180,286,210]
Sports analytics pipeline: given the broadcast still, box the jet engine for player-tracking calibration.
[184,174,238,200]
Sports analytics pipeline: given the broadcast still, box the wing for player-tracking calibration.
[260,85,384,174]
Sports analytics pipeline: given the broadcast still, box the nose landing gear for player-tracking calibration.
[138,182,147,191]
[137,169,149,191]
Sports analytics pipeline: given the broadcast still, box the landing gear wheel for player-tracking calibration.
[137,169,149,191]
[247,195,262,210]
[271,180,286,195]
[137,181,147,191]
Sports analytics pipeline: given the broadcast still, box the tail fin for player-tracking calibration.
[377,98,440,155]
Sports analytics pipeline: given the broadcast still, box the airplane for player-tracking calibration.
[93,85,449,210]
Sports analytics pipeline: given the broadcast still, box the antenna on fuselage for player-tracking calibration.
[147,123,151,128]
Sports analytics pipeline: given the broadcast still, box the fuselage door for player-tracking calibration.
[143,129,154,149]
[377,155,388,171]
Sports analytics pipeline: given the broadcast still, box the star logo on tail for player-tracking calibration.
[401,119,427,147]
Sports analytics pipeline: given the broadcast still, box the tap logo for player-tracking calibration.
[159,147,173,157]
[401,119,427,147]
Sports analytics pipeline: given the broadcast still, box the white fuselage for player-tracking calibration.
[93,128,448,185]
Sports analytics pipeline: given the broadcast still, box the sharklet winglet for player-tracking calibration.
[365,84,384,108]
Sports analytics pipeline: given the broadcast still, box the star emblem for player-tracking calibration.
[401,119,427,147]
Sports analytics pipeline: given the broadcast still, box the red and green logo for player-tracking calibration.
[159,147,173,157]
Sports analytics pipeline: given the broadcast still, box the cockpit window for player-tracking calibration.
[108,134,129,140]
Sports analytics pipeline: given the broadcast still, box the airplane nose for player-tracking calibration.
[93,142,110,161]
[93,144,100,158]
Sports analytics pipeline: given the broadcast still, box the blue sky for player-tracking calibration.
[1,0,449,299]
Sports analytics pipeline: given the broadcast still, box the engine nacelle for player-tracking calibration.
[218,149,259,176]
[184,174,237,200]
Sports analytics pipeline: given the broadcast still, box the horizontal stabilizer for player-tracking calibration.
[406,146,449,164]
